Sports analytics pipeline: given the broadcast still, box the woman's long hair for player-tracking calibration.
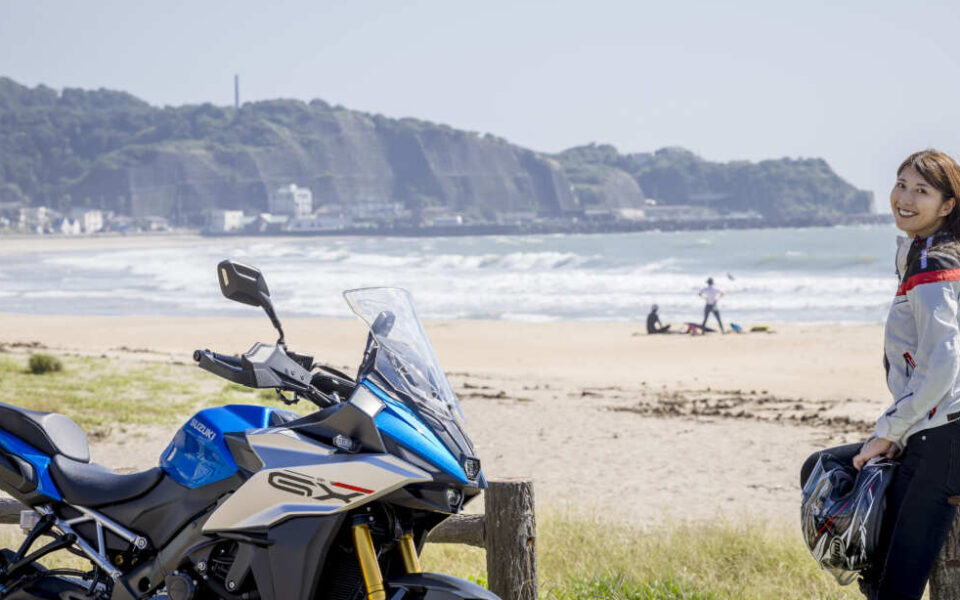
[898,149,960,239]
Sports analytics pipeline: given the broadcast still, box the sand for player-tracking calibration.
[0,313,889,525]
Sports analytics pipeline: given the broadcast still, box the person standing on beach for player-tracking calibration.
[699,277,725,333]
[800,149,960,600]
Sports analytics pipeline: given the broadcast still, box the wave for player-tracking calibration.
[1,225,904,323]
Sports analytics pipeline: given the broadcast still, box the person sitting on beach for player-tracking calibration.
[800,149,960,599]
[698,278,725,333]
[646,304,670,334]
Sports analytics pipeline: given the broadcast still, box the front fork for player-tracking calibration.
[352,522,422,600]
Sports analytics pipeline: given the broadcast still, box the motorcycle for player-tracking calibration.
[0,260,496,600]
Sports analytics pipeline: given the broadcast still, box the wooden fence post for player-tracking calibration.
[0,497,20,524]
[930,498,960,599]
[484,478,537,600]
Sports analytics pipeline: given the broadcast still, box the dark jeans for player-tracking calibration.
[702,303,723,332]
[801,422,960,599]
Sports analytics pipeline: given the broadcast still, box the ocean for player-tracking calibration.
[0,224,904,325]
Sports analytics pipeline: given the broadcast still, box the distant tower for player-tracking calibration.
[234,74,239,110]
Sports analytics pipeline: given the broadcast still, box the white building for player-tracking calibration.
[285,214,353,232]
[432,215,464,227]
[269,184,313,218]
[51,217,81,235]
[69,209,103,233]
[18,206,48,230]
[208,210,245,233]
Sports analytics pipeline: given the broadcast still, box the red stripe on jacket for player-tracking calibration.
[896,268,960,296]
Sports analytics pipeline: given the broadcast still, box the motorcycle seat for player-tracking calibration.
[0,402,90,463]
[49,455,163,507]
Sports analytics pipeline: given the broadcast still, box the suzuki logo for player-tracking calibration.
[190,418,217,441]
[267,470,373,504]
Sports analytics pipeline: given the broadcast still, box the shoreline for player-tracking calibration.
[0,215,894,255]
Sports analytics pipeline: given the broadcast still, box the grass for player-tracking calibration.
[0,353,313,437]
[0,512,859,599]
[0,351,860,598]
[420,512,862,600]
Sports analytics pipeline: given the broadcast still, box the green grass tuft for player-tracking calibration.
[27,353,63,374]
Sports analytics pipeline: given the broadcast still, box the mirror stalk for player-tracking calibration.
[260,292,286,348]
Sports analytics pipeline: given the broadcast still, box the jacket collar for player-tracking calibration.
[896,230,957,278]
[911,230,955,248]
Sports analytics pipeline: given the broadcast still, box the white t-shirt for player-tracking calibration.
[700,285,722,305]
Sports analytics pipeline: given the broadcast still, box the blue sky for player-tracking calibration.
[2,0,959,206]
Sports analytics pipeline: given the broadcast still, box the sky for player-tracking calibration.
[2,0,959,206]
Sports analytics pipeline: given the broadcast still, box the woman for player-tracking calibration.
[801,149,960,599]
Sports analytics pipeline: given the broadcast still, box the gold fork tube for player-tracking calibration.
[352,523,387,600]
[399,532,422,574]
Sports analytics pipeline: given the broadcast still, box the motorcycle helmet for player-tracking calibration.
[800,452,896,585]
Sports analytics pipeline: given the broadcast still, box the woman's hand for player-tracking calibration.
[853,437,899,470]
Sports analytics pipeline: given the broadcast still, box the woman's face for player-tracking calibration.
[890,165,955,238]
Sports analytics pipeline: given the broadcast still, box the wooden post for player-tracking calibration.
[930,497,960,599]
[484,478,537,600]
[0,497,21,525]
[425,513,485,548]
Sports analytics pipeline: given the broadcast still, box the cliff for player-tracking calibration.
[0,79,575,221]
[555,144,874,219]
[0,77,871,223]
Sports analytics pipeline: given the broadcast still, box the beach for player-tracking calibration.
[0,313,888,524]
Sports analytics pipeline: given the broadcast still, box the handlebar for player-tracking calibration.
[193,349,252,386]
[193,347,338,409]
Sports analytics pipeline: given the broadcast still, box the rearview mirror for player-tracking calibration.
[218,260,270,307]
[217,259,286,346]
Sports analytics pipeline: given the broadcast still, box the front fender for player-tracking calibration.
[388,572,501,600]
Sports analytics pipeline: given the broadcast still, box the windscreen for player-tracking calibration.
[344,287,463,424]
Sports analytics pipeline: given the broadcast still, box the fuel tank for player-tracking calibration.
[160,405,295,488]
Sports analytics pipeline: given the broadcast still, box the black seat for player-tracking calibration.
[0,402,90,463]
[49,455,163,507]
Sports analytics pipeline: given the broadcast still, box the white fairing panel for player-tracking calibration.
[203,430,432,532]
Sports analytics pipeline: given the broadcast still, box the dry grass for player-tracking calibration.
[421,510,862,600]
[0,352,860,598]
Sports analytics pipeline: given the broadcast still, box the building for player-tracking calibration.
[249,213,290,234]
[207,210,245,233]
[285,214,353,232]
[18,206,49,231]
[69,209,104,233]
[269,184,313,218]
[51,217,81,235]
[432,215,464,227]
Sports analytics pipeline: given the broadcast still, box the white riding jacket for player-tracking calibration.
[877,232,960,448]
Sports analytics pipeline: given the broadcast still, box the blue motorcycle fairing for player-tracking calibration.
[0,429,61,501]
[363,380,469,485]
[161,405,282,489]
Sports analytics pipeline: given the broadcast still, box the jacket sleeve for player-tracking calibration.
[875,278,960,445]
